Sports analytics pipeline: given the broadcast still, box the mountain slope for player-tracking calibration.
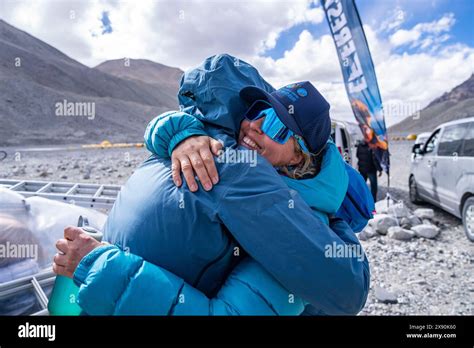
[0,19,180,146]
[95,58,183,105]
[95,58,183,89]
[389,74,474,135]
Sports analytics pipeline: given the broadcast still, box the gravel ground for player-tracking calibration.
[0,141,473,315]
[360,141,473,315]
[0,145,149,185]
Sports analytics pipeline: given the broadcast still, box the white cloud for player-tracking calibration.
[390,29,421,47]
[417,12,456,33]
[249,22,474,126]
[7,1,44,29]
[390,13,455,50]
[0,0,325,69]
[0,1,473,128]
[379,6,406,33]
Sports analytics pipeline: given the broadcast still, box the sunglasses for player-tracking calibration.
[245,103,309,153]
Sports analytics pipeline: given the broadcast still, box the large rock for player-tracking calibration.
[388,202,410,218]
[400,217,411,229]
[358,225,377,241]
[375,199,395,214]
[375,199,410,218]
[407,215,423,226]
[400,215,423,229]
[414,208,435,220]
[374,285,398,304]
[387,226,415,241]
[411,224,440,239]
[371,214,399,235]
[364,225,377,237]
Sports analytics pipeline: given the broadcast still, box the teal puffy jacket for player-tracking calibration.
[75,246,305,315]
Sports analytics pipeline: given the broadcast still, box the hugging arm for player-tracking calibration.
[145,111,227,191]
[144,110,208,158]
[73,245,305,315]
[145,111,222,191]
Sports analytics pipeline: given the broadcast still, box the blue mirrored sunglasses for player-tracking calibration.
[246,106,309,153]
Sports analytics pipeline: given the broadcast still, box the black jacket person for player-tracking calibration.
[356,141,382,201]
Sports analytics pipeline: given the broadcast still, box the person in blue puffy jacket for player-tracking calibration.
[53,55,369,316]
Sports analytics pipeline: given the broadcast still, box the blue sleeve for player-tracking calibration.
[144,111,208,158]
[215,155,369,315]
[73,246,306,315]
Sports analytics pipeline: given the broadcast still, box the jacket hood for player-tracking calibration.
[177,54,275,138]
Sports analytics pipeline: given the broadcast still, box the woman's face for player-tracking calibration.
[239,118,303,166]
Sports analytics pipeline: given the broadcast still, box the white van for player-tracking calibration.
[331,120,362,168]
[410,117,474,241]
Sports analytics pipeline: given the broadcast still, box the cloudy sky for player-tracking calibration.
[1,0,473,125]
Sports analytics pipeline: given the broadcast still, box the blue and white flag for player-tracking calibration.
[322,0,390,172]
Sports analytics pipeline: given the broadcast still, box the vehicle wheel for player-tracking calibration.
[409,176,423,204]
[462,197,474,242]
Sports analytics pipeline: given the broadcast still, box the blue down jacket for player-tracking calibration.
[73,128,368,315]
[73,55,369,315]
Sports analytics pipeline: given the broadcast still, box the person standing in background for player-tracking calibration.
[356,141,382,201]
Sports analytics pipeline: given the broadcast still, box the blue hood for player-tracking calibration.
[177,54,276,138]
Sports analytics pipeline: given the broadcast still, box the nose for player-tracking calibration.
[249,118,264,135]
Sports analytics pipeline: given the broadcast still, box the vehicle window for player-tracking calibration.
[341,129,349,150]
[424,129,440,154]
[416,135,429,145]
[330,127,336,142]
[331,125,337,143]
[438,124,467,156]
[461,122,474,157]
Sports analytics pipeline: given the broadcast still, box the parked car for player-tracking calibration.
[411,132,432,161]
[331,120,362,168]
[415,132,432,146]
[409,117,474,241]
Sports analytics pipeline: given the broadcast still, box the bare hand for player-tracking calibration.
[171,135,223,192]
[53,226,103,278]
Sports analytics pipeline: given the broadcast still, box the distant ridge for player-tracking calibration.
[389,73,474,136]
[0,19,182,146]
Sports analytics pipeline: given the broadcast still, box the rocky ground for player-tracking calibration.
[358,191,473,315]
[0,141,473,315]
[0,145,148,185]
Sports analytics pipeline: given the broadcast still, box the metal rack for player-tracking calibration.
[0,179,121,210]
[0,268,55,315]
